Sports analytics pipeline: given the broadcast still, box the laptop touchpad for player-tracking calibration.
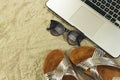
[69,6,105,36]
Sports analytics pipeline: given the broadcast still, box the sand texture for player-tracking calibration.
[0,0,94,80]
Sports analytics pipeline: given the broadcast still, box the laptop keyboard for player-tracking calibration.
[81,0,120,28]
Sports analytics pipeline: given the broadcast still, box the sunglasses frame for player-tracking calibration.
[47,20,85,46]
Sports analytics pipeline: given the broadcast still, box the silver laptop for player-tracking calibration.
[46,0,120,57]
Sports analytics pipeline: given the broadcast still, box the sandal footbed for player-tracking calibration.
[43,49,78,80]
[70,46,95,65]
[70,46,120,80]
[43,49,65,74]
[62,75,77,80]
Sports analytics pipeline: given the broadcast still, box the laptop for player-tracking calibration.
[46,0,120,57]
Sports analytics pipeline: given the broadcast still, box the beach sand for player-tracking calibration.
[0,0,94,80]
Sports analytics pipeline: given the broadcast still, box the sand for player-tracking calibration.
[0,0,94,80]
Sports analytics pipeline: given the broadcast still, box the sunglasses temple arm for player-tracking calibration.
[77,37,80,46]
[46,28,50,30]
[47,27,54,30]
[77,35,85,46]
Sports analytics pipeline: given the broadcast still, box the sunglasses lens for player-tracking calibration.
[67,31,84,45]
[49,21,65,36]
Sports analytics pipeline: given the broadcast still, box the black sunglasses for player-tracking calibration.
[47,20,85,46]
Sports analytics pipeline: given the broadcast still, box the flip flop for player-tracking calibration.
[43,49,78,80]
[70,46,120,80]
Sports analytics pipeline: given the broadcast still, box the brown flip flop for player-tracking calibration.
[70,46,120,80]
[43,49,78,80]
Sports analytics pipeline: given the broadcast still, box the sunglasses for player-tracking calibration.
[47,20,85,46]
